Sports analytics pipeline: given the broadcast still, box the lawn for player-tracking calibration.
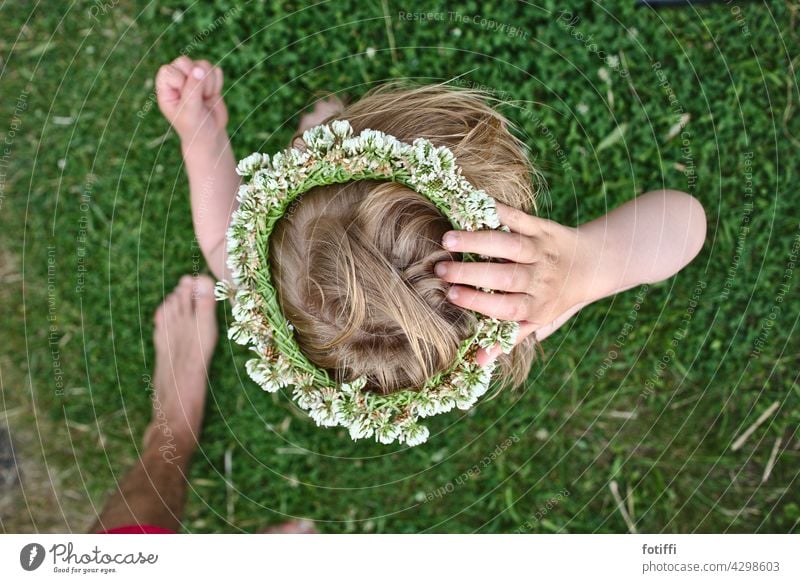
[0,0,798,533]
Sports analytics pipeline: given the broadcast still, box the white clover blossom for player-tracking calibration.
[358,129,403,159]
[218,120,524,446]
[236,183,254,204]
[341,375,368,395]
[348,415,375,440]
[292,384,321,410]
[302,124,336,154]
[246,356,292,393]
[375,421,402,445]
[402,423,430,447]
[330,119,353,139]
[308,398,344,427]
[477,318,521,354]
[412,392,439,418]
[236,152,269,176]
[214,280,235,301]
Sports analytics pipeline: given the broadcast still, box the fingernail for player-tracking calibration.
[192,67,204,79]
[447,286,459,300]
[442,232,457,249]
[434,262,447,277]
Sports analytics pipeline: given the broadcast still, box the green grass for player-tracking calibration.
[1,0,798,533]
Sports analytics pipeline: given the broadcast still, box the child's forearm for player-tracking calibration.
[181,129,241,280]
[436,189,706,351]
[576,189,707,303]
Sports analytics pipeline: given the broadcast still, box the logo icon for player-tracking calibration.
[20,543,46,571]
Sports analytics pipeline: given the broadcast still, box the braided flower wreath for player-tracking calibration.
[214,119,521,447]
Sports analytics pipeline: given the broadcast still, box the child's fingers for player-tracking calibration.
[445,284,544,326]
[516,320,539,344]
[495,201,541,236]
[155,64,185,104]
[209,93,229,128]
[495,201,562,241]
[435,260,533,293]
[180,65,207,112]
[204,68,228,127]
[442,229,540,263]
[191,60,216,99]
[181,62,214,105]
[475,347,495,367]
[212,66,223,97]
[170,55,194,76]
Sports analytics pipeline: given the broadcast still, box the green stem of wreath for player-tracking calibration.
[253,162,485,403]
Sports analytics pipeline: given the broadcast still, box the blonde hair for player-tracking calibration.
[270,81,544,395]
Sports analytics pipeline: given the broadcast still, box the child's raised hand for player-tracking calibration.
[155,56,227,143]
[435,202,589,366]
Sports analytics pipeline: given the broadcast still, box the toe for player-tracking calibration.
[192,274,218,341]
[191,274,216,302]
[173,276,194,315]
[154,288,179,344]
[165,288,182,316]
[154,301,166,326]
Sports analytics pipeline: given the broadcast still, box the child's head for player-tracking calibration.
[270,82,544,395]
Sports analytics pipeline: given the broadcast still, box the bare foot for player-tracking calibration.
[298,95,345,133]
[261,519,318,534]
[144,274,218,450]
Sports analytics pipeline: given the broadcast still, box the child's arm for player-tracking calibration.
[181,130,240,281]
[576,189,707,300]
[156,56,240,281]
[436,189,707,364]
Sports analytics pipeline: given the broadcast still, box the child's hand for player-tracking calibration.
[435,202,590,366]
[155,56,227,144]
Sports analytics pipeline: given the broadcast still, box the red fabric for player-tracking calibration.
[99,524,176,534]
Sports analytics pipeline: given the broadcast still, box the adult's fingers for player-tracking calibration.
[435,260,533,293]
[445,284,544,325]
[442,229,540,263]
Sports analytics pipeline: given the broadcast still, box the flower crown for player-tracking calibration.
[215,120,520,446]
